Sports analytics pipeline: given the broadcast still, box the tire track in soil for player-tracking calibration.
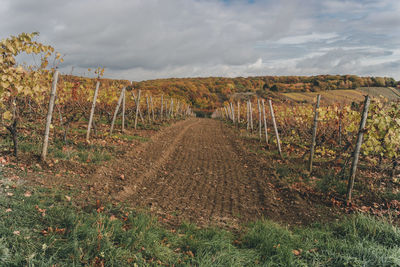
[88,119,199,201]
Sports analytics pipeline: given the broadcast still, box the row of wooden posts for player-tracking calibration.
[104,84,192,135]
[41,70,193,161]
[215,95,371,204]
[215,98,283,158]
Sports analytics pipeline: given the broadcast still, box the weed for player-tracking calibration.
[132,135,150,143]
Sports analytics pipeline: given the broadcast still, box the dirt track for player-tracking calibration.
[89,118,337,227]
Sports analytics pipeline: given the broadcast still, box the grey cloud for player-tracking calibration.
[0,0,399,80]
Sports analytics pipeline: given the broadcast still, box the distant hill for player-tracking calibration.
[133,75,398,110]
[62,74,399,110]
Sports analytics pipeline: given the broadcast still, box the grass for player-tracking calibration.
[0,176,399,266]
[1,129,114,165]
[48,140,113,164]
[121,134,150,143]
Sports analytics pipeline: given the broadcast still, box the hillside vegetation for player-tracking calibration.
[132,75,399,112]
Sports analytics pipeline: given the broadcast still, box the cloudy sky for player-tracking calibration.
[1,0,400,81]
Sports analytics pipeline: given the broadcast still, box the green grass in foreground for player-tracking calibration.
[0,180,399,266]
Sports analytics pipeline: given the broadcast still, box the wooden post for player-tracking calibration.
[151,96,155,121]
[230,102,235,123]
[346,95,370,204]
[165,100,168,118]
[262,99,268,145]
[146,96,150,121]
[170,98,174,118]
[110,87,126,134]
[41,70,59,161]
[308,94,321,173]
[160,94,164,120]
[268,99,283,159]
[122,89,126,132]
[258,98,262,140]
[134,90,141,129]
[132,91,144,123]
[237,101,240,124]
[139,107,144,122]
[338,110,342,146]
[249,101,253,131]
[86,80,100,141]
[132,91,136,99]
[246,101,250,130]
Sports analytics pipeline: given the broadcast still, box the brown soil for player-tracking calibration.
[84,118,340,228]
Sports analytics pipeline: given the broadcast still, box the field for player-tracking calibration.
[283,87,400,104]
[358,87,400,100]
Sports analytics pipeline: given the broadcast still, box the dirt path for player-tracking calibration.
[89,118,337,227]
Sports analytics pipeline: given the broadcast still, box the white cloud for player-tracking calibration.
[248,58,263,69]
[276,32,339,45]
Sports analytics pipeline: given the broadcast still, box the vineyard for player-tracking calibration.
[1,33,400,265]
[0,33,194,164]
[215,95,400,206]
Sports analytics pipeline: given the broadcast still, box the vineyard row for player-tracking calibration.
[213,95,400,204]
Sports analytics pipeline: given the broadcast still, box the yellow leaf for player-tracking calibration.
[2,111,12,121]
[1,81,10,88]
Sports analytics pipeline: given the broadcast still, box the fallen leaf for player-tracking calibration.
[13,230,20,235]
[5,208,12,212]
[120,174,125,180]
[55,227,66,234]
[24,191,32,197]
[41,229,49,236]
[292,249,302,256]
[360,206,370,212]
[65,196,71,201]
[6,192,13,197]
[35,205,46,214]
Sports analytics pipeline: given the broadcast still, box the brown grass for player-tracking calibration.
[283,90,365,104]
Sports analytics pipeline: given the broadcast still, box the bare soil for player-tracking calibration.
[82,118,340,228]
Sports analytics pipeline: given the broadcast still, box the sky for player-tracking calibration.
[1,0,400,81]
